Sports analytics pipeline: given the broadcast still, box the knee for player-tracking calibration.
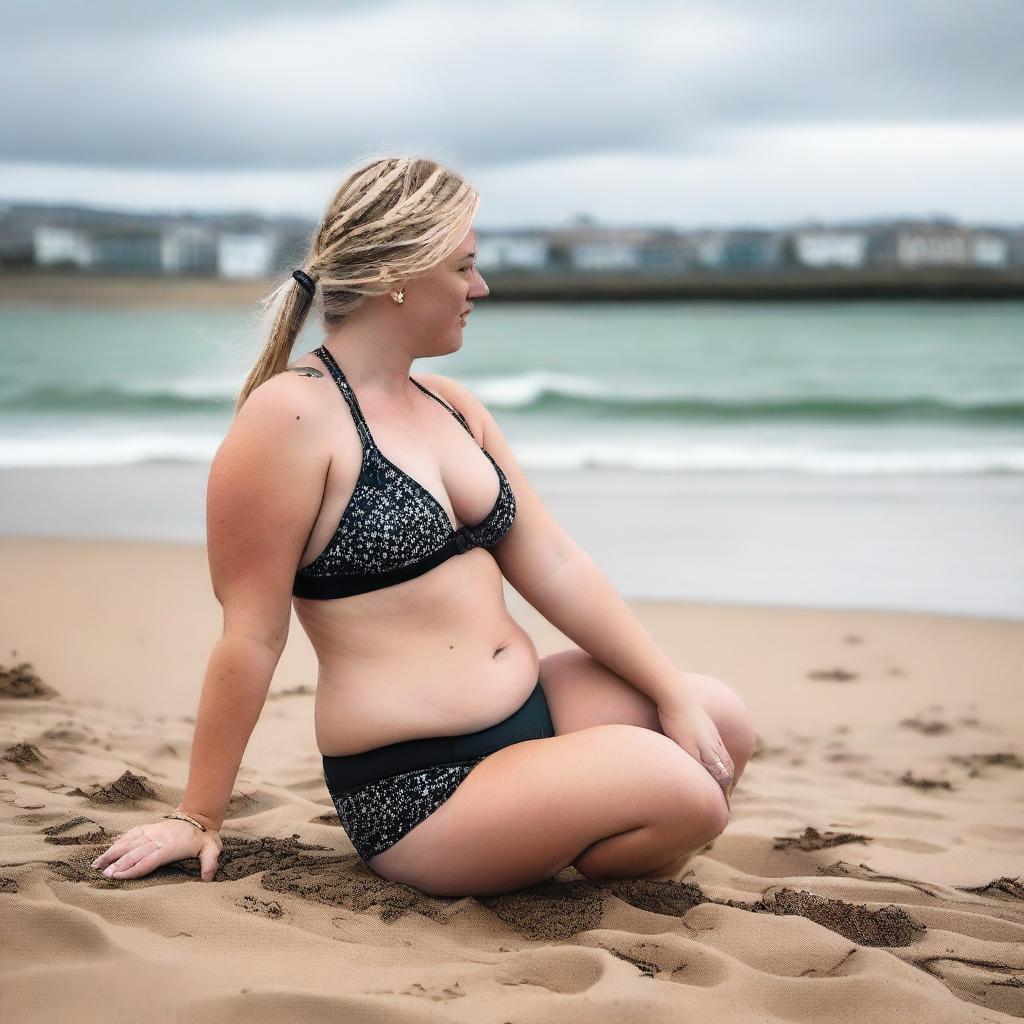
[687,673,756,772]
[722,687,757,771]
[656,734,732,843]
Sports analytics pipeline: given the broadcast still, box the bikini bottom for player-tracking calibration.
[322,678,554,863]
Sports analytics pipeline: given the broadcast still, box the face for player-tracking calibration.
[406,225,489,354]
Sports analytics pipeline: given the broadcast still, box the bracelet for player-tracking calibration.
[162,811,208,832]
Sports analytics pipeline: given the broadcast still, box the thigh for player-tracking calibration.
[366,723,728,897]
[538,648,755,762]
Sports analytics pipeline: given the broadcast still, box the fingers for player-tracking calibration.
[91,826,148,871]
[701,750,733,786]
[704,732,735,784]
[708,741,735,811]
[198,842,220,883]
[96,838,165,879]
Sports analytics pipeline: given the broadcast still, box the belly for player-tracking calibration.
[296,549,541,756]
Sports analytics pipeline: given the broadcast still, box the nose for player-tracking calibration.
[470,270,489,299]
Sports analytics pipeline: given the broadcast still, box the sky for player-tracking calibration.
[1,0,1021,229]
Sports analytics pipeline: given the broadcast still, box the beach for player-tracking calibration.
[1,290,1022,1021]
[2,534,1023,1023]
[5,0,1024,1016]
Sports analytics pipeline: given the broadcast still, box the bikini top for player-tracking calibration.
[292,344,517,600]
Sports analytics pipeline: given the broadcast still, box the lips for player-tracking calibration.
[458,308,471,326]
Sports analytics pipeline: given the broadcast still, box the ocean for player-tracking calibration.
[1,299,1022,617]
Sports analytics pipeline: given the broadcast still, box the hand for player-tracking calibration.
[657,700,735,808]
[91,818,222,882]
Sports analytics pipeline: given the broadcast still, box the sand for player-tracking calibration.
[1,537,1022,1023]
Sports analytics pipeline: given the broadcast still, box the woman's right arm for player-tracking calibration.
[91,371,329,881]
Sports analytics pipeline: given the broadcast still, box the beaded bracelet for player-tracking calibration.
[162,811,208,832]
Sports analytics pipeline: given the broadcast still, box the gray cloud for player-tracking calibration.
[1,0,1020,172]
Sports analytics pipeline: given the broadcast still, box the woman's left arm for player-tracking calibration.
[425,374,702,712]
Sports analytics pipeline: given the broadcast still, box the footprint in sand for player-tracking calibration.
[806,667,859,682]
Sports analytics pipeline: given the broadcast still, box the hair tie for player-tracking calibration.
[292,270,316,296]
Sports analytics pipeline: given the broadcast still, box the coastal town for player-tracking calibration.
[1,204,1019,297]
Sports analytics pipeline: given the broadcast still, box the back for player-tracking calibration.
[206,370,330,651]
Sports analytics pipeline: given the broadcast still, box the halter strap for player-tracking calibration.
[315,344,376,449]
[410,377,476,441]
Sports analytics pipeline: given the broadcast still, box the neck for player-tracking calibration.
[320,330,414,400]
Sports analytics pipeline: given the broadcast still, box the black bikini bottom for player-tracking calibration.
[322,679,554,863]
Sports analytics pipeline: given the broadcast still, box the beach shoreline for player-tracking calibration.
[3,267,1024,308]
[2,463,1020,620]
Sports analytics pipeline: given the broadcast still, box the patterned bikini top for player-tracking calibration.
[292,344,517,600]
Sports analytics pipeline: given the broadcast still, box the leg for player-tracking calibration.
[538,648,757,788]
[366,723,729,897]
[536,649,756,880]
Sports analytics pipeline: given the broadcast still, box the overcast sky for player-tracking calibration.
[1,0,1021,228]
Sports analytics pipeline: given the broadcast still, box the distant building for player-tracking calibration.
[545,227,690,273]
[693,229,783,271]
[634,234,693,271]
[91,228,164,272]
[969,233,1010,268]
[476,230,549,271]
[1,202,1019,281]
[217,233,276,278]
[33,226,93,268]
[792,229,868,269]
[896,227,971,267]
[0,207,37,266]
[570,238,641,271]
[1007,229,1024,266]
[882,225,1009,269]
[160,224,217,274]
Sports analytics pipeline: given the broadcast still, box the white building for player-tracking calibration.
[161,224,217,274]
[571,240,641,271]
[217,233,275,278]
[550,227,663,272]
[894,227,1010,268]
[33,226,93,268]
[896,228,970,267]
[793,230,868,268]
[969,234,1009,268]
[476,232,549,270]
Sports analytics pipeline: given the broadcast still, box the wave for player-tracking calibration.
[3,372,1022,424]
[0,382,231,415]
[468,372,1024,423]
[2,433,1021,475]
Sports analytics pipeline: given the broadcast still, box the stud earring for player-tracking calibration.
[392,289,404,304]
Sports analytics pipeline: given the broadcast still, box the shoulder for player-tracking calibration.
[234,358,329,435]
[412,371,491,443]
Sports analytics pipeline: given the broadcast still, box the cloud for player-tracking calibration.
[1,0,1020,224]
[0,0,1020,171]
[3,120,1021,227]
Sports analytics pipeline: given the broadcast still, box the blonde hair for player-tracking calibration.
[234,155,480,414]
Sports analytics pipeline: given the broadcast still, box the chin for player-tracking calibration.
[426,335,462,359]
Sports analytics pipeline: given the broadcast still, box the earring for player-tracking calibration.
[392,289,404,304]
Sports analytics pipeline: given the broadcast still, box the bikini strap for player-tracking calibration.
[410,377,477,441]
[315,345,376,450]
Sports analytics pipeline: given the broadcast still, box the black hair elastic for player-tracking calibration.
[292,269,316,296]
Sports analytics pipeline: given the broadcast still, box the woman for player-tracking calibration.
[91,156,756,898]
